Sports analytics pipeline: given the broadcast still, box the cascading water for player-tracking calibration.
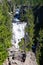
[11,8,27,51]
[11,22,27,50]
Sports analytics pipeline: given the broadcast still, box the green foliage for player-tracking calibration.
[18,1,43,65]
[19,38,30,51]
[0,0,12,65]
[13,0,27,5]
[36,29,43,65]
[19,38,24,50]
[25,9,34,49]
[19,8,34,51]
[0,0,43,65]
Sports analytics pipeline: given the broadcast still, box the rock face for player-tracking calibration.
[3,51,38,65]
[24,51,38,65]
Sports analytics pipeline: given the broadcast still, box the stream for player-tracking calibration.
[11,8,27,50]
[12,22,27,49]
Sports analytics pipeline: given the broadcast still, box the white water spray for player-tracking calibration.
[11,22,27,49]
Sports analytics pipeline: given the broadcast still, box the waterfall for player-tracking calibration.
[11,8,27,51]
[11,22,27,50]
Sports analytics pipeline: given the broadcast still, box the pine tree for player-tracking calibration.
[0,0,12,65]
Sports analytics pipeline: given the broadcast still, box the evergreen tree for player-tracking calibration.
[0,0,12,65]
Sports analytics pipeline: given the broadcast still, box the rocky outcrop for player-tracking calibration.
[3,51,38,65]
